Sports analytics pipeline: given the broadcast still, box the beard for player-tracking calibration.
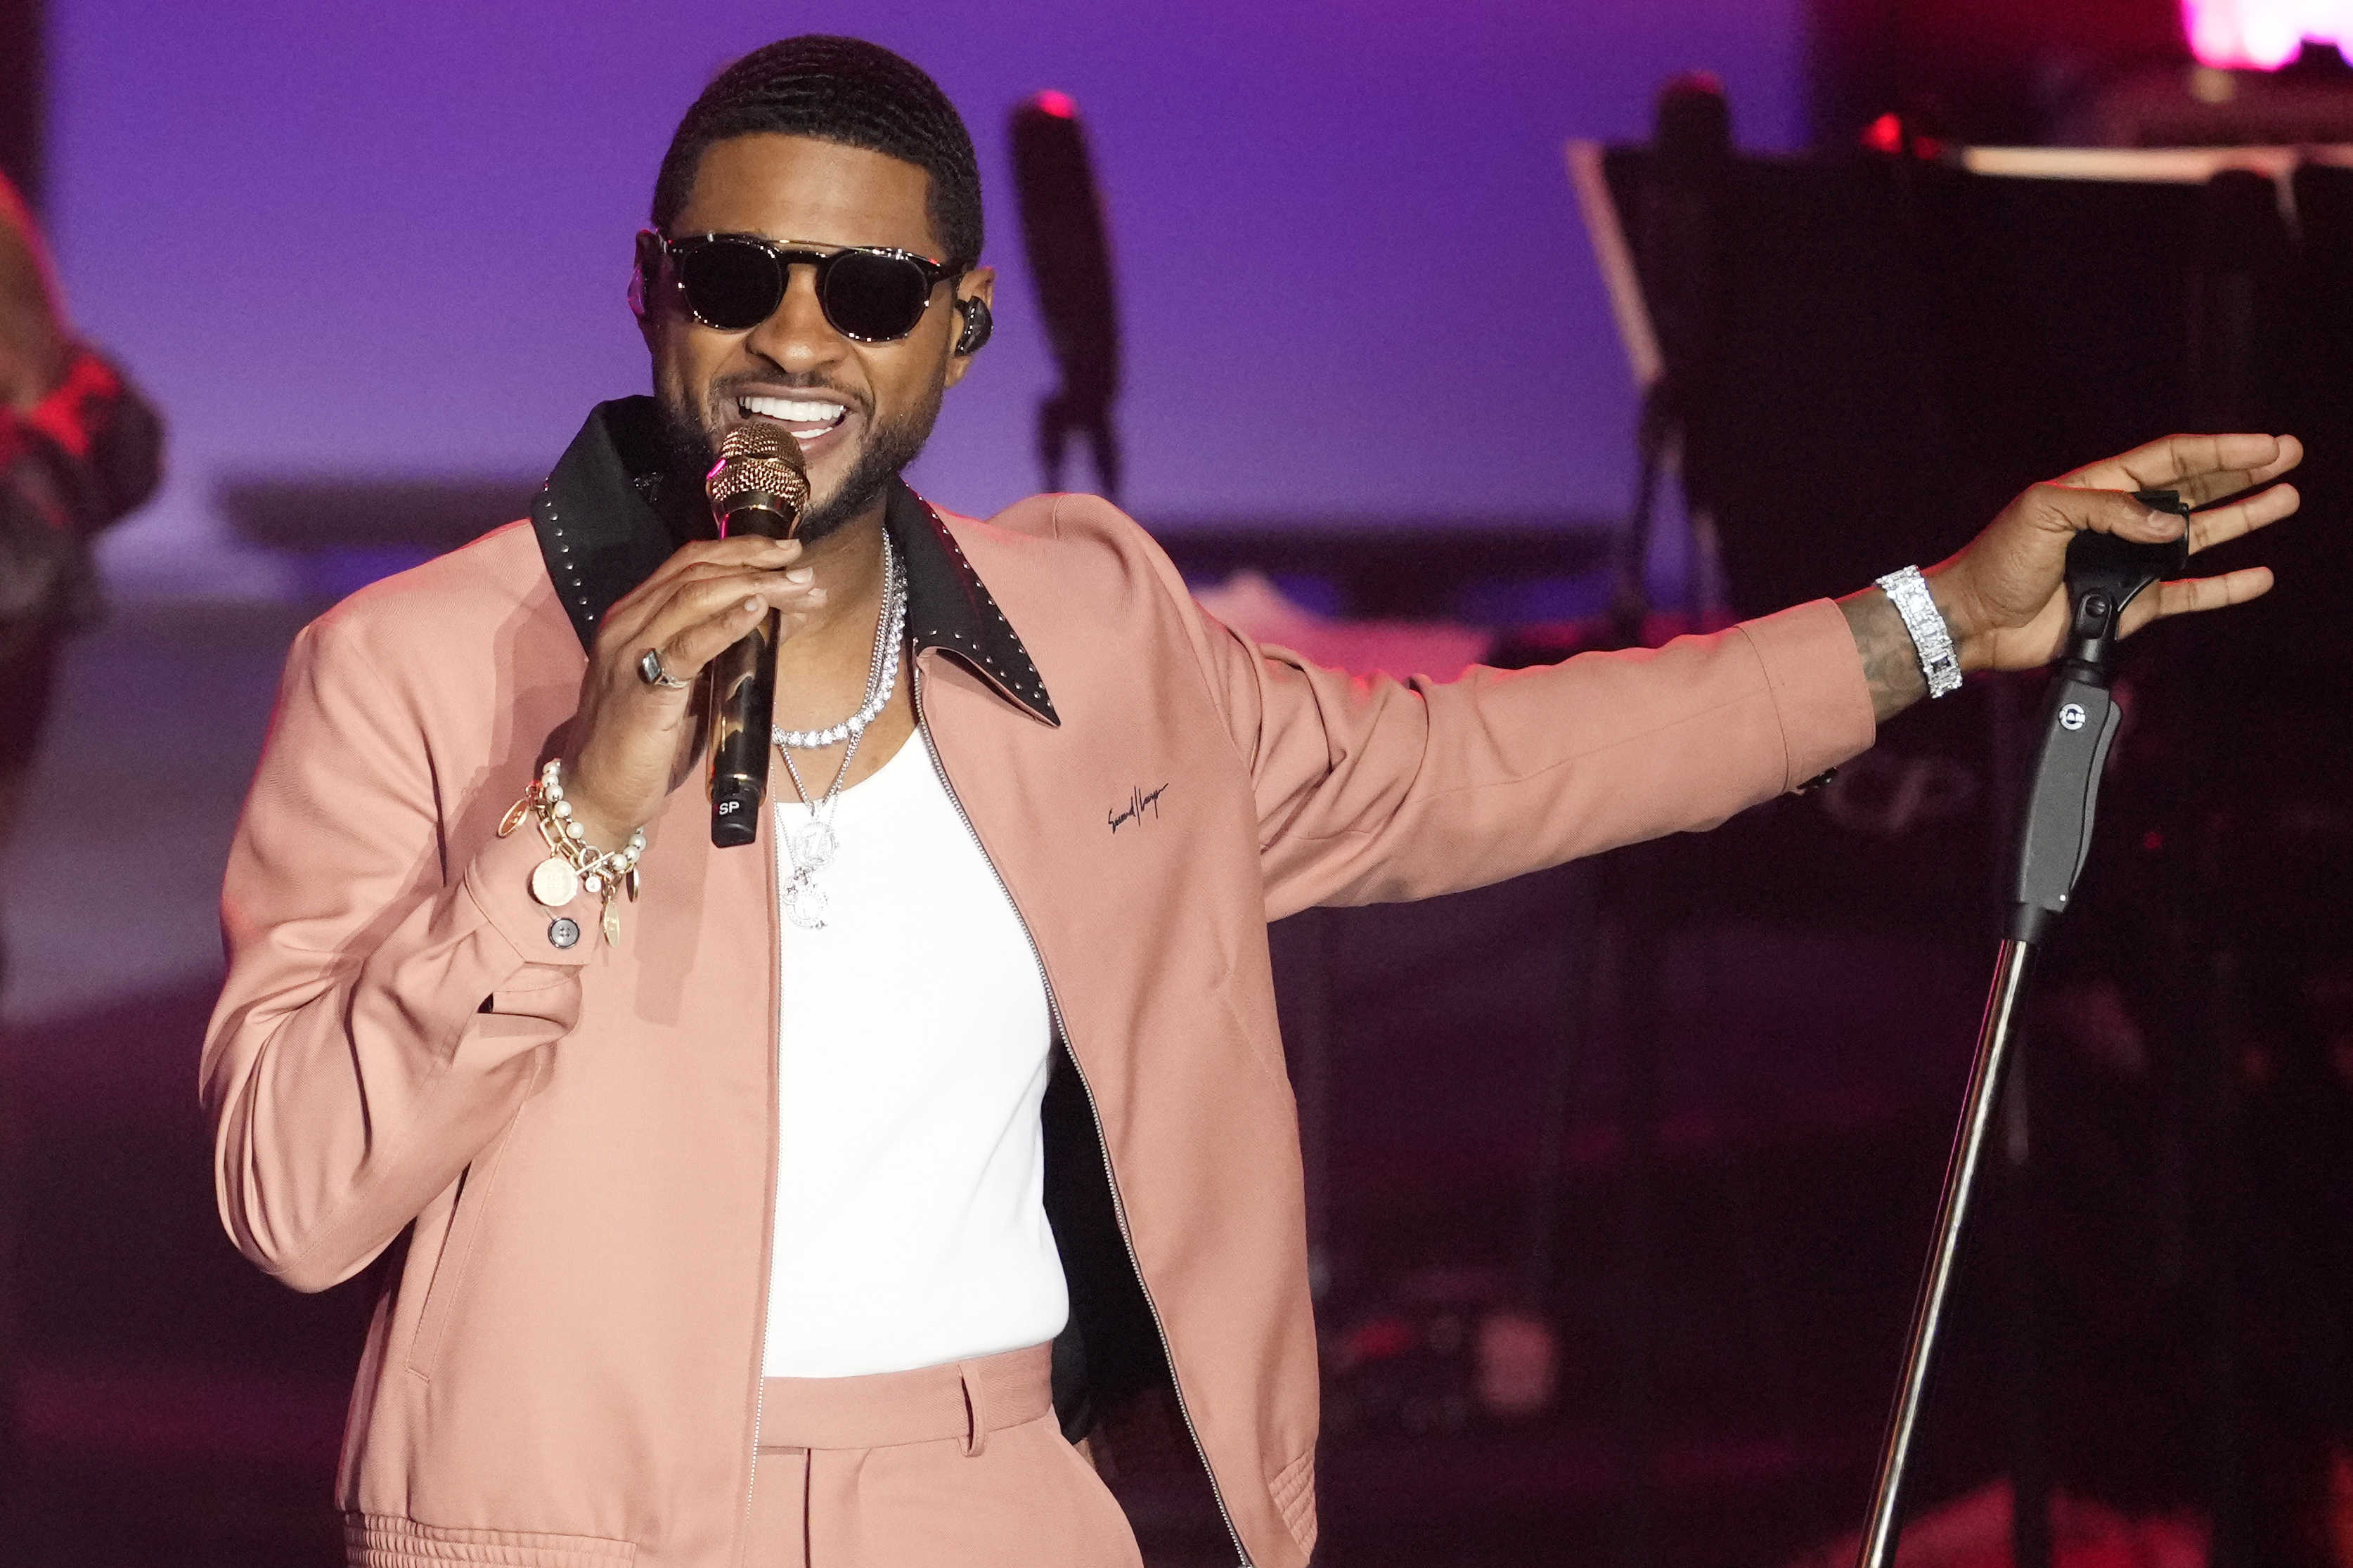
[657,378,944,547]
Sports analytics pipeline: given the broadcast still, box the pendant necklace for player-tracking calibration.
[775,535,905,931]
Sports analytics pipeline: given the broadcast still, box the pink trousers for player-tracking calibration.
[747,1343,1144,1567]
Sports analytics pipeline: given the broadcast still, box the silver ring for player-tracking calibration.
[636,647,689,689]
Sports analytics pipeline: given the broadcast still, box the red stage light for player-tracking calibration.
[1033,89,1078,119]
[1859,111,1942,160]
[2184,0,2353,69]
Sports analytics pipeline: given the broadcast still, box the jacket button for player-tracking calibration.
[548,917,581,949]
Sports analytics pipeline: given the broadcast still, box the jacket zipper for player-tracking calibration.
[734,810,789,1564]
[913,658,1252,1567]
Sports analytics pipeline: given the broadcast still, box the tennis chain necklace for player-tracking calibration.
[774,533,905,750]
[775,536,906,931]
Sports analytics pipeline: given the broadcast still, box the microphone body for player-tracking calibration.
[705,427,809,848]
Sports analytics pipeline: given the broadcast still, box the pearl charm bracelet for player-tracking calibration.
[498,758,647,947]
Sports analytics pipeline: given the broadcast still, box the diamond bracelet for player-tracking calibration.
[1874,565,1962,700]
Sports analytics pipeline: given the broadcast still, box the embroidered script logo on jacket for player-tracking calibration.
[1109,783,1168,834]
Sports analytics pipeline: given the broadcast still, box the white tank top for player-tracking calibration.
[761,730,1067,1377]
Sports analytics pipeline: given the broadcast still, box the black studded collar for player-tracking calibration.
[881,478,1058,725]
[531,397,1057,727]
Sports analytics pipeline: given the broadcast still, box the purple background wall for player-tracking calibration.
[44,1,1804,595]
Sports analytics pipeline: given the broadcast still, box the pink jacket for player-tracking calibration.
[205,403,1875,1568]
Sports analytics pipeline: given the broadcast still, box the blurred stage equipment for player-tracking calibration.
[1579,71,1734,644]
[1320,1267,1561,1438]
[703,422,808,848]
[1573,105,2353,1567]
[1859,517,2190,1568]
[2185,0,2353,70]
[1808,0,2200,147]
[0,0,37,207]
[1570,134,2348,623]
[1811,0,2353,149]
[1009,90,1123,500]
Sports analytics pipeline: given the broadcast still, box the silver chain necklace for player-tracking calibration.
[774,535,905,750]
[775,537,906,931]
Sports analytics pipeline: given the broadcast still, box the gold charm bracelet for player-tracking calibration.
[497,759,646,947]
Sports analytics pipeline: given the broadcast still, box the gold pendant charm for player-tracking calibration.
[625,867,640,902]
[602,901,621,945]
[529,855,581,907]
[498,795,534,838]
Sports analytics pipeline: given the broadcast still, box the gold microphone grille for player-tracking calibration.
[707,456,810,513]
[716,420,806,468]
[706,422,810,512]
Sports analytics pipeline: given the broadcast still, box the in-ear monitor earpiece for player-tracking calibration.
[955,296,993,356]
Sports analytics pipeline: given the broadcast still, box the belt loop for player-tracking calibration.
[958,1359,988,1457]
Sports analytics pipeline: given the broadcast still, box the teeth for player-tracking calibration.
[740,395,846,427]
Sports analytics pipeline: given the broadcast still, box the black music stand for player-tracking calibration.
[1571,123,2353,1566]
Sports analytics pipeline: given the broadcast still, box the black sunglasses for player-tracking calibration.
[654,231,960,342]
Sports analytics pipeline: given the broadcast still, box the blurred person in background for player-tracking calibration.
[0,166,160,1510]
[0,169,162,990]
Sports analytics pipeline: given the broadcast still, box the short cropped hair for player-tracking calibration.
[651,36,984,270]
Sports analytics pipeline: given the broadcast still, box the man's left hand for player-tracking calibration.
[1930,432,2304,670]
[1844,433,2305,723]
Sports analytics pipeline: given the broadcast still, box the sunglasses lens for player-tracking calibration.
[821,251,934,341]
[678,240,783,330]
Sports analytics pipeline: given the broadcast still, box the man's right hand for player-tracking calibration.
[559,536,822,845]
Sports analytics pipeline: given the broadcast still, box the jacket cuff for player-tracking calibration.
[460,821,598,971]
[1736,599,1878,791]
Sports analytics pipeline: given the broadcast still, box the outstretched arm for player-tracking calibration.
[1201,597,1877,919]
[1196,432,2304,916]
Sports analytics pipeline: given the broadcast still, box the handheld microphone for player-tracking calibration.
[704,423,810,849]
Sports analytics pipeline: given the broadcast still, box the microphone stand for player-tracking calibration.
[1857,503,2191,1567]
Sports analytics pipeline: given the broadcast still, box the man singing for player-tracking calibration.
[203,35,2302,1568]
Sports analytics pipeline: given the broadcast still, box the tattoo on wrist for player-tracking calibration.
[1841,587,1928,724]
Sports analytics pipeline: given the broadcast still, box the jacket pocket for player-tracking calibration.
[406,1101,533,1378]
[1268,1443,1318,1557]
[345,1513,635,1567]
